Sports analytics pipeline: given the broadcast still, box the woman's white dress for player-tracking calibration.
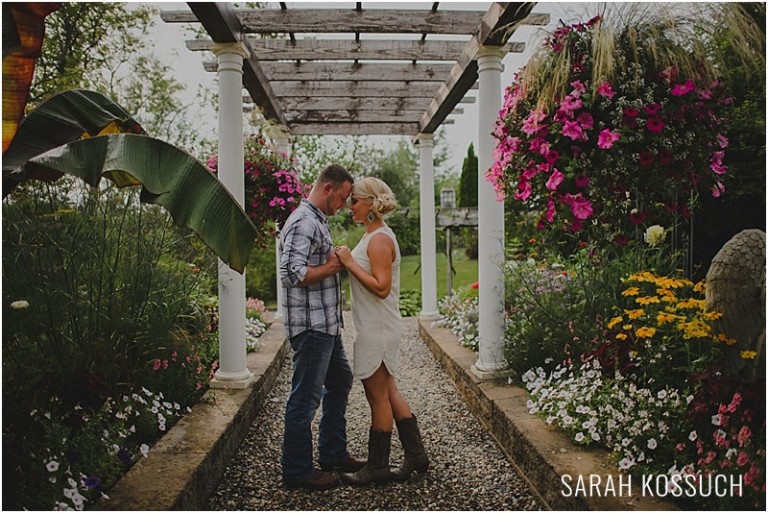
[348,225,402,380]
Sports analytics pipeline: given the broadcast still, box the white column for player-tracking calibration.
[273,136,290,323]
[417,133,439,319]
[473,46,511,379]
[210,42,254,388]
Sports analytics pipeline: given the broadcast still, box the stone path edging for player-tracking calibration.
[417,319,678,511]
[99,321,289,511]
[100,316,679,511]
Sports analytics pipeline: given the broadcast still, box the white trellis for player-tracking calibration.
[161,2,550,387]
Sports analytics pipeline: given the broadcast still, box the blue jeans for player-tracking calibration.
[281,330,353,481]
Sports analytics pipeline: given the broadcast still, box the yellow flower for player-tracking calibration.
[615,333,628,341]
[622,324,633,331]
[693,281,706,294]
[635,327,656,338]
[740,350,757,360]
[676,298,706,310]
[607,316,624,330]
[624,309,645,320]
[622,287,641,296]
[656,287,676,298]
[656,312,679,325]
[636,296,660,305]
[701,311,723,321]
[678,320,711,339]
[717,333,737,346]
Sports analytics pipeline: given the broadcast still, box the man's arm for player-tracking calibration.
[279,222,342,288]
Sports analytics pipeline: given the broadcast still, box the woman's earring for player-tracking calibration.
[367,212,375,223]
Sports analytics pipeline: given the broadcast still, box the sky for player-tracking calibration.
[145,1,588,174]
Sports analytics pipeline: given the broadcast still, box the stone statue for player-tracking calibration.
[705,229,766,382]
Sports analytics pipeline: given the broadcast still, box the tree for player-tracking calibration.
[458,143,478,208]
[30,3,199,149]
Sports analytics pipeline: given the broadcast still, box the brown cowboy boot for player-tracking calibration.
[390,415,429,482]
[339,430,393,486]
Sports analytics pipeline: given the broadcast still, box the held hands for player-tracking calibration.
[334,245,353,267]
[325,248,344,275]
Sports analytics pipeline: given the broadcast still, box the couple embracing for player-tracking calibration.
[278,165,429,490]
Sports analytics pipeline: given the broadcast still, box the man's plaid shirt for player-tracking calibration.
[279,199,343,339]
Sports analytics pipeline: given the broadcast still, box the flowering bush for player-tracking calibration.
[207,135,308,247]
[437,284,479,351]
[601,272,730,387]
[17,388,189,511]
[488,16,731,242]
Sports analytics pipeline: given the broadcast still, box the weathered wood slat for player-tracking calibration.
[285,110,424,123]
[280,96,432,111]
[270,81,452,98]
[164,8,488,35]
[204,61,454,81]
[186,38,526,60]
[290,122,422,136]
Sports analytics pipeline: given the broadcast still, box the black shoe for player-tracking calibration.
[319,455,367,473]
[283,470,340,490]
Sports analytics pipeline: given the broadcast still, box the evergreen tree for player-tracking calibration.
[458,143,478,208]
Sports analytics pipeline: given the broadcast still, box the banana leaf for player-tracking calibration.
[2,2,61,153]
[19,133,258,273]
[3,89,143,195]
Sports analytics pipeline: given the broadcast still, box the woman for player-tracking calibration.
[334,177,429,486]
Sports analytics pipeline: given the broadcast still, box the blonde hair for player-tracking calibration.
[352,177,398,219]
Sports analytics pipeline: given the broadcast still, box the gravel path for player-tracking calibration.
[207,314,542,511]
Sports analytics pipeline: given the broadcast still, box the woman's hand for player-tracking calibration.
[335,245,353,266]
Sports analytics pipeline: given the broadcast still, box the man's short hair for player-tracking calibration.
[316,164,354,189]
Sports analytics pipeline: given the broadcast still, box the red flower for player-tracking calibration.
[646,116,666,133]
[471,282,479,290]
[638,152,655,167]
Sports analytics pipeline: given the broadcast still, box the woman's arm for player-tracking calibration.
[337,234,394,299]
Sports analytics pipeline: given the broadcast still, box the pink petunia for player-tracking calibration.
[646,116,666,133]
[644,103,662,115]
[564,193,594,220]
[545,169,565,191]
[597,128,620,149]
[596,81,615,98]
[574,175,590,188]
[522,108,547,134]
[711,182,725,198]
[562,120,586,141]
[671,80,696,96]
[570,80,587,96]
[577,112,594,130]
[560,95,583,112]
[716,133,729,149]
[545,196,556,222]
[514,179,533,201]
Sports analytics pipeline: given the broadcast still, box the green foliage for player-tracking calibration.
[31,3,200,149]
[399,289,422,318]
[458,143,478,208]
[2,182,219,510]
[367,140,419,209]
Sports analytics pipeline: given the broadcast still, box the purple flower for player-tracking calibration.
[84,476,102,490]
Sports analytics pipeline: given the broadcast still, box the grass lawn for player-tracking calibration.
[399,250,478,298]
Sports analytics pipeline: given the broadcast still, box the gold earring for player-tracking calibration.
[367,212,375,223]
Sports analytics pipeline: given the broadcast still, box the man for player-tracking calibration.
[279,164,364,490]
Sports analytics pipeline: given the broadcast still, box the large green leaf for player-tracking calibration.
[20,134,258,273]
[3,89,143,195]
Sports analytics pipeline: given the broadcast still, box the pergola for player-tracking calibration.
[161,2,549,387]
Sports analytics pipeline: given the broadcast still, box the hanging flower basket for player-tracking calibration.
[488,16,731,243]
[207,135,308,247]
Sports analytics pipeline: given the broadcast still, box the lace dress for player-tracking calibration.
[348,225,403,380]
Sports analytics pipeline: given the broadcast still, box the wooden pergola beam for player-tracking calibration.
[419,3,542,134]
[165,8,489,35]
[186,38,526,60]
[269,80,476,99]
[280,96,433,111]
[186,3,286,125]
[204,61,454,82]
